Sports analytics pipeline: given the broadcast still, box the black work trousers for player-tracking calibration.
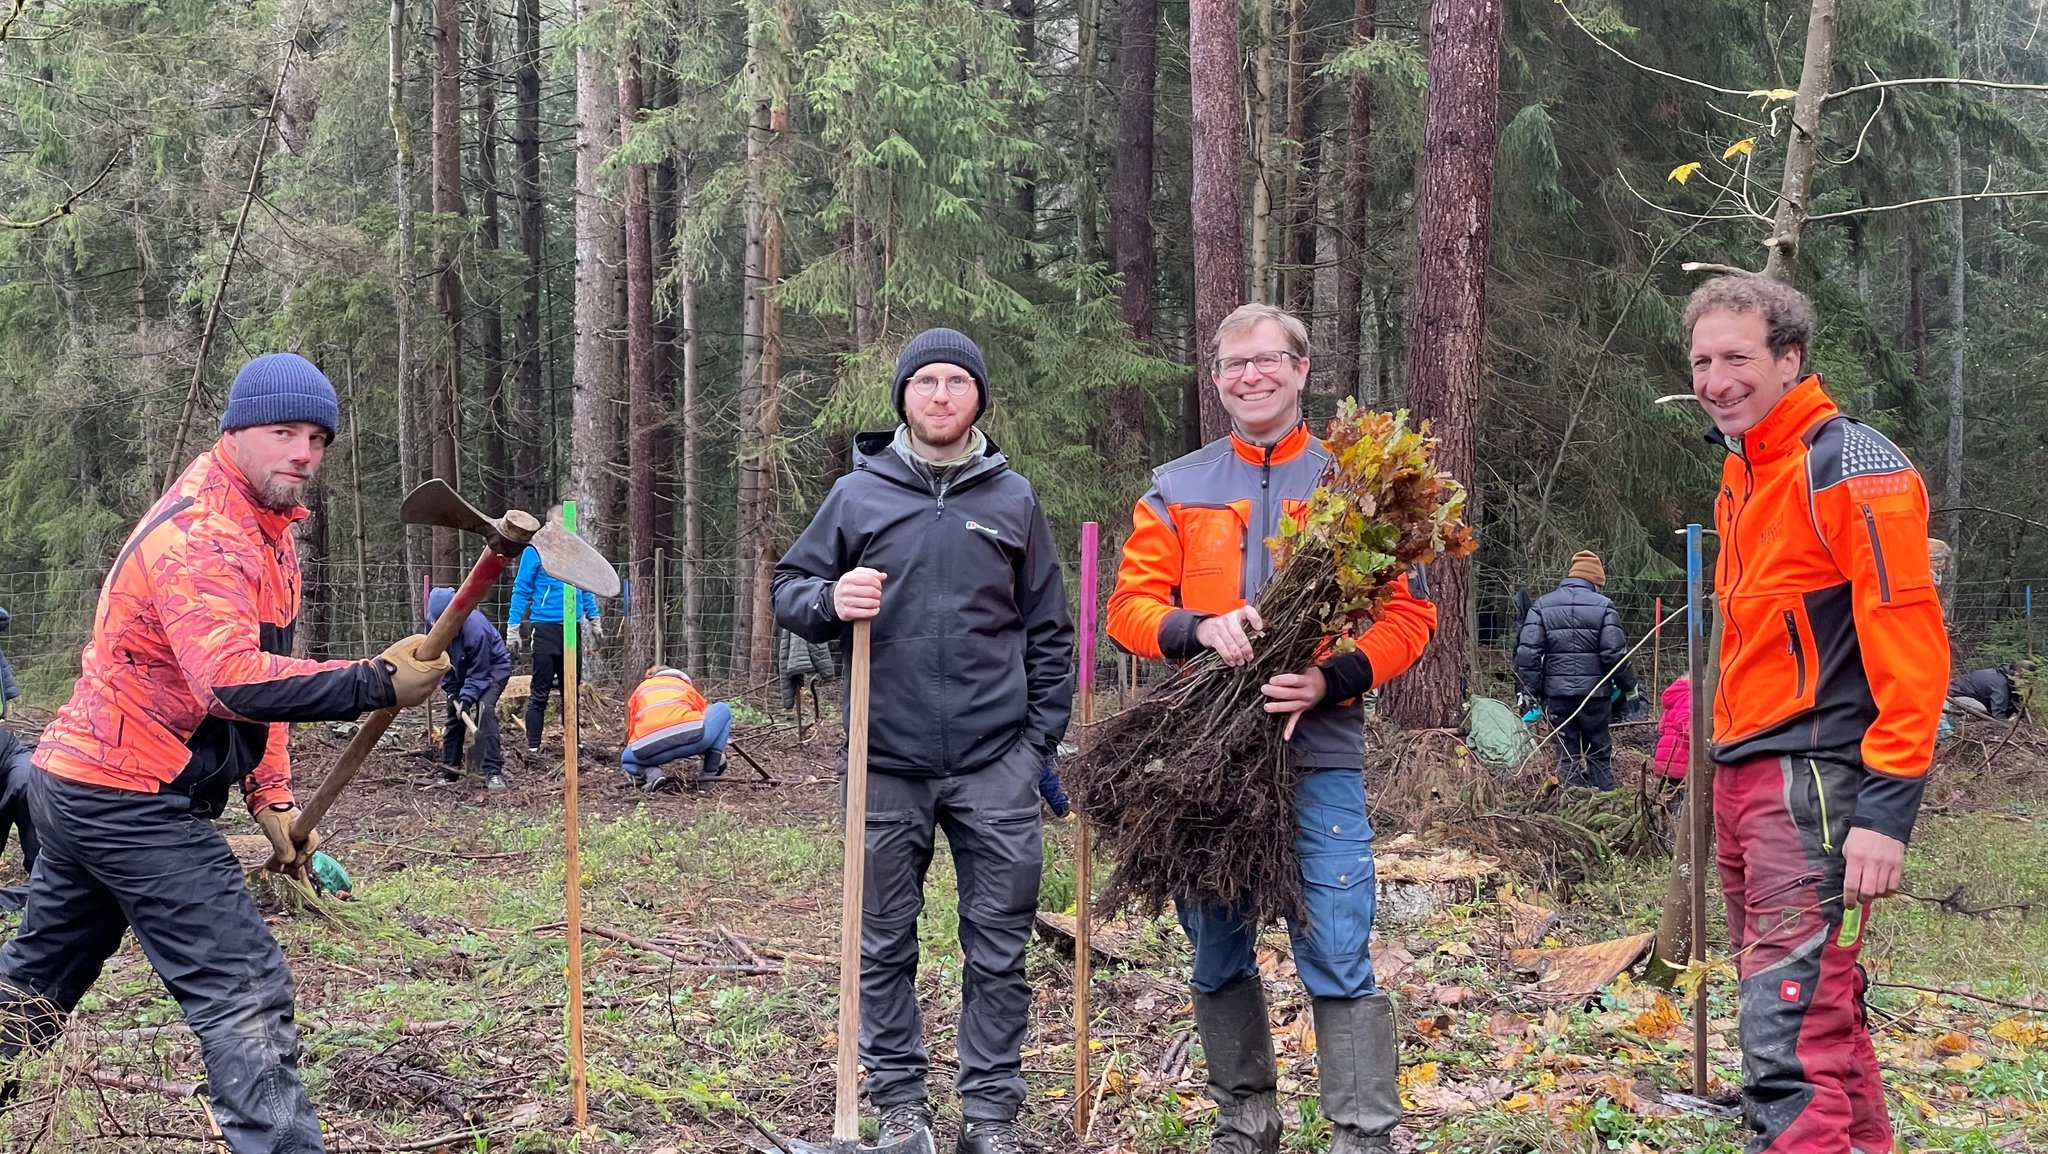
[0,771,322,1153]
[524,623,574,750]
[1547,692,1616,789]
[858,739,1043,1122]
[441,676,508,776]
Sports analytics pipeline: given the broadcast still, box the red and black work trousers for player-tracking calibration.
[1714,753,1890,1154]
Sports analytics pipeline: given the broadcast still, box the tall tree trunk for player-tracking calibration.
[1013,0,1040,263]
[1249,0,1274,303]
[1907,204,1928,388]
[1760,0,1841,282]
[477,6,508,532]
[1189,0,1244,441]
[1381,0,1502,730]
[294,485,328,659]
[1072,0,1102,263]
[620,26,660,679]
[1278,0,1309,313]
[390,0,427,613]
[678,161,703,678]
[733,0,792,683]
[1113,0,1158,344]
[1332,0,1375,400]
[430,0,466,585]
[513,0,545,513]
[1944,136,1966,549]
[572,0,622,547]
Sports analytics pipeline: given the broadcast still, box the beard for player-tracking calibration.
[251,473,308,511]
[906,406,977,456]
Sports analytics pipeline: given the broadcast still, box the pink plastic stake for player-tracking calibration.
[1074,521,1098,1133]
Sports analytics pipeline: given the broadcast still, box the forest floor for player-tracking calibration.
[1,699,2045,1153]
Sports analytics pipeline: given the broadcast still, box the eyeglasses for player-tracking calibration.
[908,375,976,397]
[1212,350,1302,380]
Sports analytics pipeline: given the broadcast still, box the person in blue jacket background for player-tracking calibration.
[508,507,602,756]
[426,587,515,789]
[0,605,19,721]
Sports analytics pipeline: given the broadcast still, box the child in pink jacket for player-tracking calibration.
[1654,677,1691,796]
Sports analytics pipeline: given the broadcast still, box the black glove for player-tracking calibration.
[457,695,477,711]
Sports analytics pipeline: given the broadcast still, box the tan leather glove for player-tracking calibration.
[378,633,452,708]
[256,804,319,873]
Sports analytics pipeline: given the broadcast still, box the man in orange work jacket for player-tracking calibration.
[621,666,732,793]
[1107,303,1437,1154]
[0,353,449,1153]
[1687,275,1949,1154]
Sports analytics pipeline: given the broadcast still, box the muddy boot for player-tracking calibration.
[1192,979,1281,1154]
[1312,993,1400,1154]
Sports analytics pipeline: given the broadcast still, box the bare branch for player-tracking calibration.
[1826,75,2048,103]
[1681,262,1758,276]
[0,0,36,46]
[1932,504,2048,534]
[1827,68,1885,166]
[0,153,118,229]
[1616,168,1772,224]
[1555,0,1753,97]
[1804,177,2048,222]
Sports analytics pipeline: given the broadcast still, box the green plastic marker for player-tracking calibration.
[1837,903,1862,947]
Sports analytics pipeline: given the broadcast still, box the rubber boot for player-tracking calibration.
[1192,978,1282,1154]
[1312,993,1400,1153]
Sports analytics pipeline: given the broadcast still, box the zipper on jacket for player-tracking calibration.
[1808,758,1833,853]
[1782,610,1807,699]
[1860,504,1892,602]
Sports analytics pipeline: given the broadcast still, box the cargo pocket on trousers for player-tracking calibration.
[862,810,927,923]
[1299,848,1377,963]
[960,806,1044,928]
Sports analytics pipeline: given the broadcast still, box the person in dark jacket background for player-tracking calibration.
[0,605,19,721]
[773,327,1074,1154]
[427,586,515,790]
[1948,662,2029,720]
[1515,551,1638,789]
[0,727,36,912]
[508,512,602,756]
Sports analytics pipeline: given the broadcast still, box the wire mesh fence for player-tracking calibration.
[0,542,2038,713]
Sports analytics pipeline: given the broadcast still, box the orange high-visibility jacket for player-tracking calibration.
[1106,422,1438,767]
[1711,376,1950,842]
[626,670,710,747]
[34,447,394,815]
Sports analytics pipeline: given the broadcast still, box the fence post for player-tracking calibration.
[653,546,666,667]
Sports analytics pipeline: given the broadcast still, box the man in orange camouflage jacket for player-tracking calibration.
[1687,276,1949,1154]
[0,353,448,1153]
[1107,303,1437,1154]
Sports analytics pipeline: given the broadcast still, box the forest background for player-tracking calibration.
[0,0,2043,712]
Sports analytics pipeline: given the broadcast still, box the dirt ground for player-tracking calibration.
[0,698,2044,1152]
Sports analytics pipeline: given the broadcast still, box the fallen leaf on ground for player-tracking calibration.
[1511,932,1655,998]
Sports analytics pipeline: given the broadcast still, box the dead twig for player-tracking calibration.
[1897,885,2035,919]
[1874,980,2045,1013]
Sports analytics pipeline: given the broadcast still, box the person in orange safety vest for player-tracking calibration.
[1687,274,1949,1154]
[621,666,731,794]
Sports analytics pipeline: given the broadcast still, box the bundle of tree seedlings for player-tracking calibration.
[1069,403,1475,923]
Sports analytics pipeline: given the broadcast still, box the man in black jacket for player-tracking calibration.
[1949,662,2030,720]
[773,327,1074,1154]
[1514,551,1637,789]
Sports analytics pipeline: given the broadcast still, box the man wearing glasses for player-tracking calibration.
[774,327,1074,1154]
[1107,303,1437,1154]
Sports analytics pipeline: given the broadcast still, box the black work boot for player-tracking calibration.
[1192,978,1282,1153]
[875,1101,937,1154]
[956,1118,1036,1154]
[1312,993,1401,1153]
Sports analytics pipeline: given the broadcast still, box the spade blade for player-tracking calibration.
[530,523,622,599]
[398,479,495,537]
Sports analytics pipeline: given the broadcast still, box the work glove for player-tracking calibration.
[1037,752,1071,820]
[585,618,605,644]
[378,634,452,709]
[1522,707,1543,724]
[255,803,320,873]
[507,626,524,657]
[457,694,477,711]
[1516,692,1535,712]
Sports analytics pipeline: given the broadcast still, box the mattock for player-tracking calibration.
[288,481,620,860]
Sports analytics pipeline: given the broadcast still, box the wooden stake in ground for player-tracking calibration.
[1074,522,1098,1135]
[562,500,589,1130]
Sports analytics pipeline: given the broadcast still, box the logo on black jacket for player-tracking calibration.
[964,520,1000,539]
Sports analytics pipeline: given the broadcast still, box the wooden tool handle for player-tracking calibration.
[293,548,511,844]
[833,620,873,1143]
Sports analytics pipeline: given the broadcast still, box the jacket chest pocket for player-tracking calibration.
[1170,501,1250,615]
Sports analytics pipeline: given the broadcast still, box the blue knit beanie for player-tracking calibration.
[892,328,989,423]
[219,353,340,437]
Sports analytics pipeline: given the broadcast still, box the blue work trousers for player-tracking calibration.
[1178,767,1379,999]
[620,702,733,778]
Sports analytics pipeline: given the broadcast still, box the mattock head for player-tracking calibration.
[399,480,622,598]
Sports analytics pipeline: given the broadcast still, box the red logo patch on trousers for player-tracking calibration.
[1781,980,1802,1002]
